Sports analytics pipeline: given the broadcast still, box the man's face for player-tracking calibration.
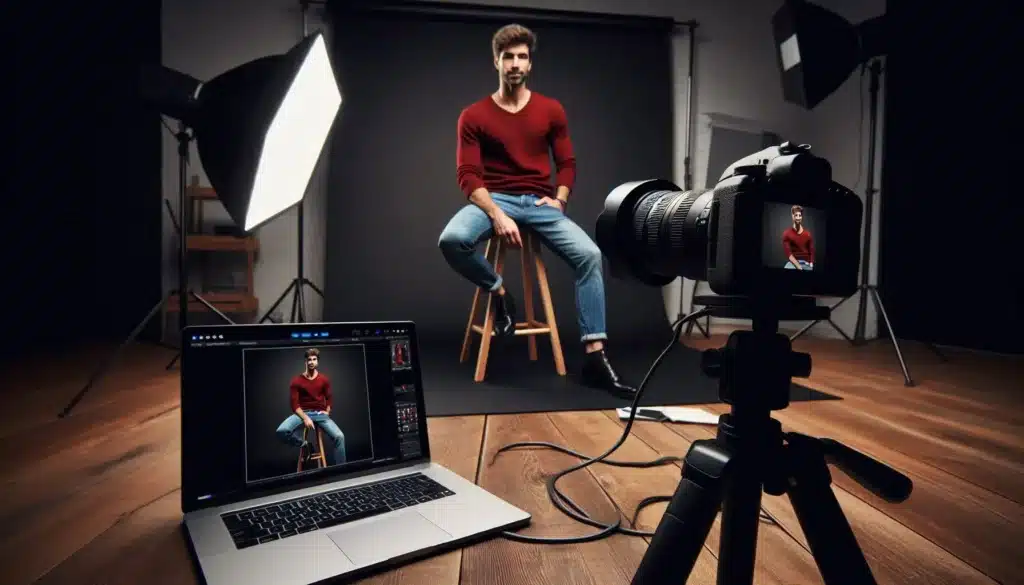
[793,211,803,226]
[495,43,531,87]
[306,355,318,371]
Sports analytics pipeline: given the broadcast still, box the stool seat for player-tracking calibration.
[461,230,566,382]
[297,425,327,471]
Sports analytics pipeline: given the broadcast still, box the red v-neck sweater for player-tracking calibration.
[456,92,577,199]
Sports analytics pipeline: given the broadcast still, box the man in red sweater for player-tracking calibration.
[437,24,636,399]
[274,348,347,465]
[782,205,814,270]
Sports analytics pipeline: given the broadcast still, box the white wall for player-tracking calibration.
[161,0,330,332]
[162,0,884,340]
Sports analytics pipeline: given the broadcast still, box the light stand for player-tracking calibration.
[670,19,710,340]
[787,60,946,386]
[58,122,233,418]
[257,0,327,325]
[632,295,913,585]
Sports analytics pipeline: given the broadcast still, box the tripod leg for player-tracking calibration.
[166,352,180,370]
[289,280,301,322]
[716,454,764,584]
[189,291,234,324]
[305,278,325,299]
[258,280,298,323]
[790,294,854,342]
[868,287,914,387]
[296,278,307,322]
[785,434,878,585]
[60,297,166,418]
[631,439,727,585]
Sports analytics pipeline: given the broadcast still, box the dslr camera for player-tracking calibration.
[596,142,862,299]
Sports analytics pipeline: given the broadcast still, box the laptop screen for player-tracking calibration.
[180,321,429,512]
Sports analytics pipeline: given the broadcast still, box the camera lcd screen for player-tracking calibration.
[761,202,827,272]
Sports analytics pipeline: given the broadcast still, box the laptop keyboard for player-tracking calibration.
[221,473,455,549]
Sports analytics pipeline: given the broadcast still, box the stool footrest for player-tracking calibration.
[470,322,552,336]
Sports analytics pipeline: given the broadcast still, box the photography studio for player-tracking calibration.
[2,0,1020,584]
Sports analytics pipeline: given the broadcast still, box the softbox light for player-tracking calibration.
[141,31,342,231]
[771,0,887,109]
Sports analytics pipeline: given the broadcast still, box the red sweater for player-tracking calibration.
[289,373,332,412]
[782,227,814,263]
[456,92,577,199]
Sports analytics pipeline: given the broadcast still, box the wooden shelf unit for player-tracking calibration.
[169,175,260,316]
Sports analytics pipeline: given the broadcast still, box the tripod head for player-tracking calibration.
[630,295,913,585]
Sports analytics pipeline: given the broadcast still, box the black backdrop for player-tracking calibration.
[322,5,676,345]
[880,2,1022,353]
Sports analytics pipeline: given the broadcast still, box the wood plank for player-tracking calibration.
[459,413,651,585]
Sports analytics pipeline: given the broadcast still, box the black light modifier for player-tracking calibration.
[141,31,342,231]
[772,0,887,109]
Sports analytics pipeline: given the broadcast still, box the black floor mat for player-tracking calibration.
[417,337,838,416]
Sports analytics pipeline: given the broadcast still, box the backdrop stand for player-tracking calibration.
[59,122,233,417]
[788,60,947,387]
[258,0,327,325]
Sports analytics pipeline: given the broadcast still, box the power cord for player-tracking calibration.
[494,308,776,544]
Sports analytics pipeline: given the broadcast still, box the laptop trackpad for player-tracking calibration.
[327,511,453,566]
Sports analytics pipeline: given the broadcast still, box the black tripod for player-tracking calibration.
[632,295,913,585]
[58,123,233,418]
[257,0,326,325]
[789,60,946,387]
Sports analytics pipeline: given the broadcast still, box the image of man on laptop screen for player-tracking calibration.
[243,344,375,484]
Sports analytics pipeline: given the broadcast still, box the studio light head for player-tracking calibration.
[595,143,863,299]
[771,0,887,109]
[141,31,343,232]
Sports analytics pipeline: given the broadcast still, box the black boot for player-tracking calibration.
[581,349,637,399]
[491,291,517,337]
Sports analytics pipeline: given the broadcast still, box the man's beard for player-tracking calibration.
[505,71,527,86]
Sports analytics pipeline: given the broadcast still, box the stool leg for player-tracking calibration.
[475,241,504,382]
[461,238,493,363]
[532,238,566,376]
[521,233,538,361]
[317,428,326,468]
[297,426,308,472]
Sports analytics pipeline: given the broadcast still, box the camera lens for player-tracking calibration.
[596,179,715,286]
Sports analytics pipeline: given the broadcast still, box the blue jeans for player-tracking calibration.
[784,260,813,270]
[438,193,607,342]
[276,411,346,465]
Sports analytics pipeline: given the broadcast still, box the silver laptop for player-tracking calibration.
[180,320,530,585]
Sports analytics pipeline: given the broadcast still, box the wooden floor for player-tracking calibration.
[0,333,1020,585]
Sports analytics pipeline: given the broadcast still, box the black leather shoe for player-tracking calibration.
[492,292,516,337]
[581,349,637,399]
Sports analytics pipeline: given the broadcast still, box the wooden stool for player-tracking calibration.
[460,230,566,382]
[296,426,326,471]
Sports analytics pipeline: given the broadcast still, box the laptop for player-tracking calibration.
[179,320,531,585]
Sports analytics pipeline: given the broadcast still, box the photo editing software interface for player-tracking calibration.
[761,202,826,272]
[182,325,425,507]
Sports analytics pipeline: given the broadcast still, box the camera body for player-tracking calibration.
[704,142,862,298]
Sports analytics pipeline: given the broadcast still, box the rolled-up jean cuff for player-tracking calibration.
[581,333,608,342]
[488,276,503,292]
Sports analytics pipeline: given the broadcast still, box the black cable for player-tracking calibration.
[495,310,704,543]
[494,307,776,544]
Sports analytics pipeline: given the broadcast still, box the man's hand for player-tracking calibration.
[303,416,314,429]
[534,197,565,213]
[490,210,522,248]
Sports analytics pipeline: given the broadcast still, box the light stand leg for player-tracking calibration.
[867,286,914,386]
[58,297,167,418]
[680,279,710,339]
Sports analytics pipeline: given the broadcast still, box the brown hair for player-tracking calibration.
[304,348,320,359]
[492,24,536,60]
[791,205,803,215]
